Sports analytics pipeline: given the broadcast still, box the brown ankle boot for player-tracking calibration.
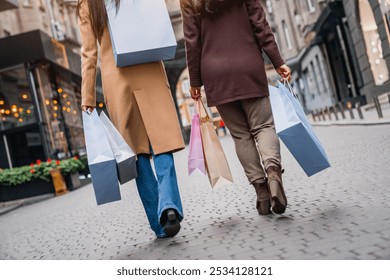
[253,180,271,215]
[266,166,287,214]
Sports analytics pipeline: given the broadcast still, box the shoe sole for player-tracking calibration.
[269,181,287,214]
[163,210,181,237]
[271,196,286,214]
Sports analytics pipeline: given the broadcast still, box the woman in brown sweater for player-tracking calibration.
[180,0,291,215]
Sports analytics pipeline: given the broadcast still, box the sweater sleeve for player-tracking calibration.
[78,2,98,107]
[244,0,285,68]
[180,0,203,87]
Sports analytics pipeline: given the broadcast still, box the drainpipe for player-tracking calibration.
[336,23,358,98]
[45,0,58,40]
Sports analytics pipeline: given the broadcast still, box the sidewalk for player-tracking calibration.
[1,124,389,260]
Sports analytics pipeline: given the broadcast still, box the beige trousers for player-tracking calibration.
[216,97,281,184]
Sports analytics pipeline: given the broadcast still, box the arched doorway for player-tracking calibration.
[359,0,389,85]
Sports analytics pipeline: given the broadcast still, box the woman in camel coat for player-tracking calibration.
[77,0,184,238]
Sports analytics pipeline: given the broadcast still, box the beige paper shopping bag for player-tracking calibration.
[197,100,233,188]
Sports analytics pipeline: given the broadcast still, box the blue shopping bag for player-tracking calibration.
[99,112,137,185]
[106,0,177,67]
[82,110,121,205]
[269,81,330,176]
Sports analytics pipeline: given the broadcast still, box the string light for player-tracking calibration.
[57,88,63,93]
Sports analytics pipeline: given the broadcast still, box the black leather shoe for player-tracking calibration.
[161,209,181,237]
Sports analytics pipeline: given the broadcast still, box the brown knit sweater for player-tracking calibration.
[180,0,285,106]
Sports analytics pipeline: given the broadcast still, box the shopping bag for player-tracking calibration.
[197,100,233,188]
[269,81,331,176]
[82,110,121,205]
[188,113,206,176]
[106,0,177,67]
[99,112,138,185]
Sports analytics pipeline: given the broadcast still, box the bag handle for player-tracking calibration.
[283,79,299,99]
[195,99,212,124]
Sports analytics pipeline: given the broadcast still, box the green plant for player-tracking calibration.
[59,157,85,175]
[0,157,85,186]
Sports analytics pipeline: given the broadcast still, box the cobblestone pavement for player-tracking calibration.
[0,125,389,260]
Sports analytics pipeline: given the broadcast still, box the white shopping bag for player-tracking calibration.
[106,0,177,67]
[269,81,330,176]
[99,111,137,184]
[82,110,121,205]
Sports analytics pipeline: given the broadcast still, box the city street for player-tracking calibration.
[0,124,389,260]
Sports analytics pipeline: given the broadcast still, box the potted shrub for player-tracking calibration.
[0,157,86,202]
[0,160,57,202]
[58,156,85,191]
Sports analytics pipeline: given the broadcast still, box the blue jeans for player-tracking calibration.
[135,147,183,238]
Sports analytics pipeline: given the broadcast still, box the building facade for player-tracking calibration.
[0,0,188,169]
[264,0,390,112]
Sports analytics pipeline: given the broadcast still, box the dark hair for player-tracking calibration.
[186,0,243,14]
[77,0,120,41]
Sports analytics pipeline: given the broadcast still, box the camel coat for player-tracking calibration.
[79,1,184,155]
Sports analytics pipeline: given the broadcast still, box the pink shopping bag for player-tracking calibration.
[188,113,206,176]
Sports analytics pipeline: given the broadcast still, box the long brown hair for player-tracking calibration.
[187,0,243,14]
[77,0,120,41]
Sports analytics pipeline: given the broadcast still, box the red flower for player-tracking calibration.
[73,156,79,160]
[56,160,61,165]
[47,158,52,163]
[30,169,35,174]
[36,159,41,165]
[30,163,34,167]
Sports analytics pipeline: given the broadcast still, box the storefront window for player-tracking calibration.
[34,64,66,158]
[360,0,389,85]
[34,63,85,159]
[56,77,84,157]
[0,66,36,131]
[379,0,390,43]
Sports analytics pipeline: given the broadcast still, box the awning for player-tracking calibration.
[0,30,81,76]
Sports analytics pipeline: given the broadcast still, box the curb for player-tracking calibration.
[311,120,390,126]
[0,193,54,216]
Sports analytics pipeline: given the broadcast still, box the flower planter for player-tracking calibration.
[0,179,55,202]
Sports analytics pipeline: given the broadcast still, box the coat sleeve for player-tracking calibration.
[78,2,98,107]
[180,0,203,87]
[244,0,285,68]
